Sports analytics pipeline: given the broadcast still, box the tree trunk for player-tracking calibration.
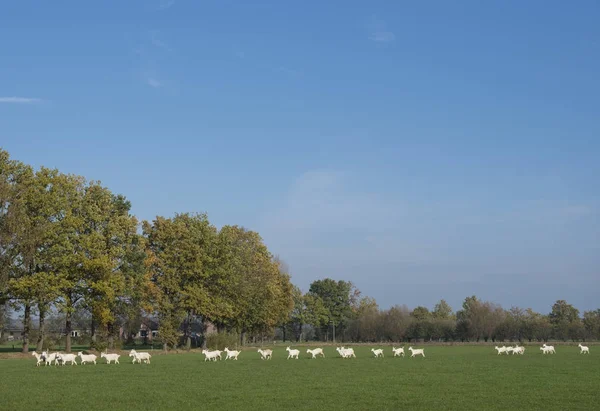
[108,323,114,350]
[36,306,46,351]
[240,330,246,346]
[282,326,287,342]
[91,315,96,343]
[65,310,72,353]
[21,303,31,353]
[185,311,192,351]
[163,342,168,351]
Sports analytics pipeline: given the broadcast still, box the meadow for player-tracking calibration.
[0,345,598,410]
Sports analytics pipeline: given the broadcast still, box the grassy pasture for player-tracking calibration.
[0,345,598,410]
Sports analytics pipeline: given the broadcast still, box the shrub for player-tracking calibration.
[43,336,60,351]
[205,332,239,350]
[90,340,108,352]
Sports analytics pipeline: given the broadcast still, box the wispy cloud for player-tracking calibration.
[369,31,396,43]
[0,97,42,104]
[150,31,172,51]
[146,77,162,88]
[367,16,395,44]
[156,0,175,11]
[560,205,592,216]
[133,30,173,88]
[273,66,302,77]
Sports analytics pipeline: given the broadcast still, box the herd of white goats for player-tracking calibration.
[30,343,591,366]
[30,349,151,366]
[494,343,590,355]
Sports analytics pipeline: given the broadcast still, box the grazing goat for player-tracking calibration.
[201,349,221,362]
[257,348,272,360]
[494,346,507,355]
[78,352,97,365]
[392,347,405,357]
[31,351,44,367]
[286,346,300,359]
[100,352,120,364]
[408,347,425,357]
[578,343,590,354]
[129,349,151,364]
[224,347,241,360]
[306,348,325,359]
[371,348,384,358]
[57,353,78,366]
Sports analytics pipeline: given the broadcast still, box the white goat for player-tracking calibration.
[41,351,59,366]
[306,348,325,359]
[578,343,589,354]
[371,348,384,358]
[100,352,121,364]
[56,353,78,366]
[78,352,97,365]
[542,344,556,354]
[286,346,300,359]
[31,351,44,367]
[129,349,151,364]
[336,347,356,358]
[505,346,514,355]
[201,349,221,362]
[408,347,425,357]
[257,348,272,360]
[224,347,241,360]
[392,347,405,357]
[512,346,525,355]
[336,347,347,358]
[494,346,507,355]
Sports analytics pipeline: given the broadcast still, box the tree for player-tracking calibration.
[78,186,144,349]
[431,300,455,341]
[380,305,412,342]
[549,300,581,341]
[0,151,33,351]
[348,296,380,342]
[307,278,359,341]
[481,302,505,342]
[282,285,306,342]
[456,296,484,341]
[432,300,453,320]
[143,213,219,350]
[522,309,552,342]
[303,292,329,337]
[502,306,526,342]
[408,306,432,341]
[3,162,67,352]
[42,172,92,353]
[582,310,600,340]
[216,225,293,344]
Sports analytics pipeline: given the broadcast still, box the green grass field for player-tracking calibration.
[0,345,598,410]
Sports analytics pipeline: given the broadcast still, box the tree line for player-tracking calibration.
[1,149,598,354]
[281,281,600,344]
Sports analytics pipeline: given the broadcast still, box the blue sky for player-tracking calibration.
[1,0,599,313]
